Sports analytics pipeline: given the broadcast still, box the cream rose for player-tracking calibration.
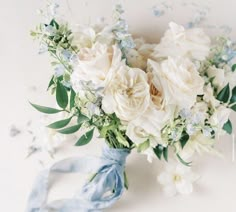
[102,65,150,122]
[71,43,122,91]
[152,22,211,61]
[126,71,175,147]
[148,57,204,109]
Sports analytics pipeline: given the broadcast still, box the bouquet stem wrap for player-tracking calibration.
[26,145,130,212]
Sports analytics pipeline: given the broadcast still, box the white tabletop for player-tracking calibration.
[1,0,236,211]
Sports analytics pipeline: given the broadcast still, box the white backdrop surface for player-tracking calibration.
[0,0,236,212]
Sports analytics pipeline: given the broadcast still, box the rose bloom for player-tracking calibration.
[152,22,211,61]
[126,71,175,150]
[102,65,150,122]
[70,43,122,91]
[148,57,204,109]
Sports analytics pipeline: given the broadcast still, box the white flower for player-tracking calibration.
[203,84,220,108]
[126,70,175,149]
[207,66,225,90]
[102,65,150,122]
[157,161,199,196]
[71,43,122,91]
[125,38,155,69]
[148,57,204,109]
[72,26,96,49]
[153,22,211,61]
[209,106,231,131]
[177,133,219,160]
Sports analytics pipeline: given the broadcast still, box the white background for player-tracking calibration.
[0,0,236,211]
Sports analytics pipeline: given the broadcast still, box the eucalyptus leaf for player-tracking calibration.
[216,83,230,103]
[223,119,232,134]
[58,124,81,134]
[47,117,72,129]
[75,128,94,146]
[77,113,90,125]
[177,154,192,167]
[230,86,236,104]
[30,102,62,114]
[153,145,163,160]
[137,140,149,152]
[70,89,76,110]
[163,147,168,162]
[179,130,190,149]
[47,75,55,91]
[56,82,68,109]
[232,64,236,72]
[231,104,236,111]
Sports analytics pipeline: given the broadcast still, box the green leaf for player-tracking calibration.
[124,171,129,190]
[58,124,81,134]
[47,117,72,129]
[179,130,190,149]
[137,140,150,152]
[216,83,230,103]
[232,64,236,72]
[176,154,192,167]
[75,128,94,146]
[223,119,232,134]
[230,86,236,104]
[47,75,55,91]
[70,89,76,110]
[153,145,163,160]
[49,19,59,30]
[163,147,168,162]
[231,104,236,111]
[56,82,68,109]
[30,102,62,114]
[77,113,90,125]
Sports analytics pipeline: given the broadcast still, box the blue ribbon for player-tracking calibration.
[26,145,130,212]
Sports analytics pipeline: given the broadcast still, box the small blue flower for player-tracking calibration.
[54,65,65,77]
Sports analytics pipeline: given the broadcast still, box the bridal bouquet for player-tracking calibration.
[27,2,236,211]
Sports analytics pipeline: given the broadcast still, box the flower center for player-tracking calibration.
[173,174,182,182]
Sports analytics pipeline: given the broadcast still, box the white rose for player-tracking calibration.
[148,57,204,109]
[153,22,210,61]
[71,43,122,91]
[102,65,150,122]
[126,106,173,146]
[126,71,175,147]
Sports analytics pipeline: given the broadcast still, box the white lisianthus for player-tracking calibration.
[102,65,150,122]
[153,22,211,61]
[209,106,231,131]
[158,161,199,196]
[206,66,225,90]
[177,133,220,160]
[71,43,122,91]
[148,57,204,109]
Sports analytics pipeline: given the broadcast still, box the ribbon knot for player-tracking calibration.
[26,145,130,212]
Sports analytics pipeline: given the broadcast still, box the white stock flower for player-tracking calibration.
[207,66,225,90]
[153,22,211,61]
[203,84,220,108]
[102,65,150,122]
[158,161,199,196]
[148,57,204,109]
[71,43,122,91]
